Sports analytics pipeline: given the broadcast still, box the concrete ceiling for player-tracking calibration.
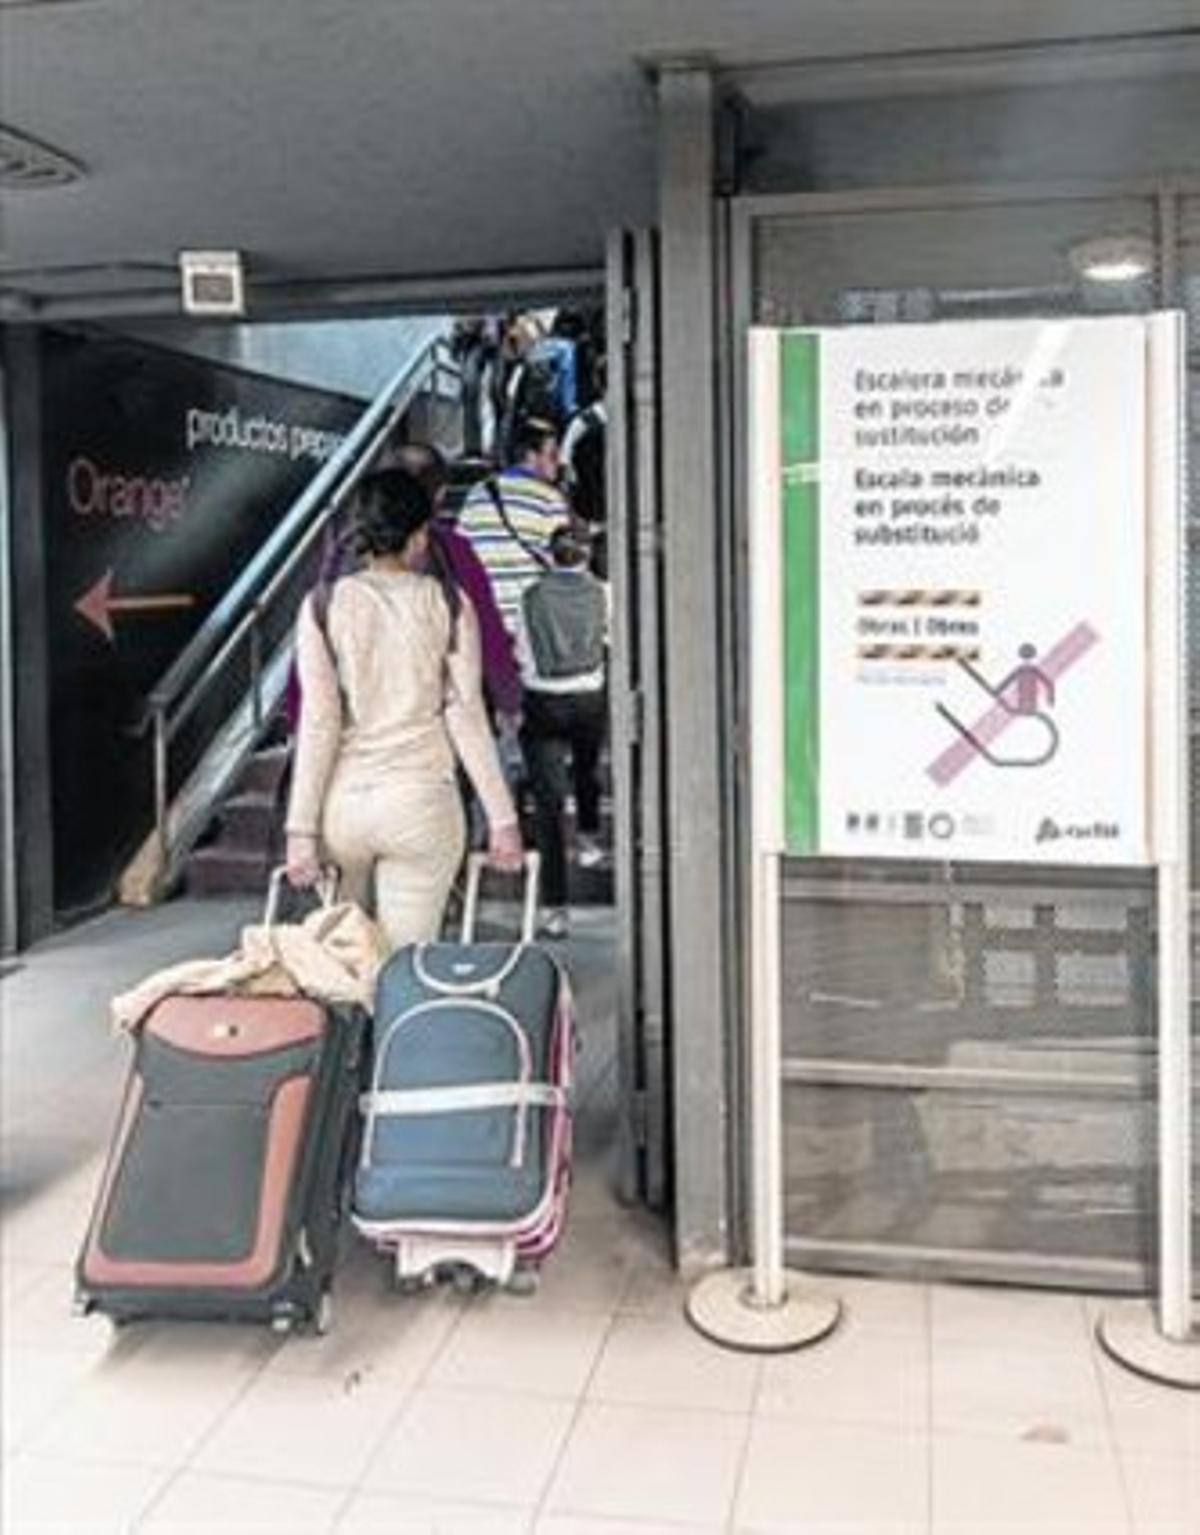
[1,0,1199,311]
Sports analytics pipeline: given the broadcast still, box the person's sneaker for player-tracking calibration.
[576,834,606,870]
[539,908,569,940]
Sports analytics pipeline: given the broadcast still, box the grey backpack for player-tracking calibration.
[522,571,606,683]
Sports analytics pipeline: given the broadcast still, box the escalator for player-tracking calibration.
[118,337,464,906]
[124,355,616,913]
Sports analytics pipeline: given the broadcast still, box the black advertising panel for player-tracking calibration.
[41,329,364,916]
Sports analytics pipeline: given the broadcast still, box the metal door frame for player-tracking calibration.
[0,353,16,958]
[607,228,671,1210]
[723,174,1196,1286]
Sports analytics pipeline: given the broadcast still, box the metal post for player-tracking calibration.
[153,707,169,878]
[1098,309,1199,1388]
[632,228,671,1213]
[606,227,642,1206]
[249,611,264,733]
[1157,859,1193,1343]
[686,328,841,1352]
[1151,198,1195,1350]
[750,849,785,1306]
[0,358,17,958]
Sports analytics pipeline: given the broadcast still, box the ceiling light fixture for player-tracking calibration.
[179,250,246,317]
[1069,233,1155,285]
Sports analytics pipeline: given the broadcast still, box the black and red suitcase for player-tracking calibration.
[76,890,365,1334]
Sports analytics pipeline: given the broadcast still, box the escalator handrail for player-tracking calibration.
[144,337,455,720]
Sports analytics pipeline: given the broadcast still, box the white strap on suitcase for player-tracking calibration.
[361,1082,566,1116]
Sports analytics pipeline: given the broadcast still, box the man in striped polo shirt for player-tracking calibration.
[458,417,570,641]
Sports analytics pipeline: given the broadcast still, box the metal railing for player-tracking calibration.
[142,337,460,876]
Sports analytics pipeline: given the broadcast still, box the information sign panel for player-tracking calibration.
[751,318,1154,866]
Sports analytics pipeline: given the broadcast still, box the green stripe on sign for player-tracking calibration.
[781,333,820,854]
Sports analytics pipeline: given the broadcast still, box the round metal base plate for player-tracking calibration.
[1096,1301,1200,1390]
[685,1268,842,1354]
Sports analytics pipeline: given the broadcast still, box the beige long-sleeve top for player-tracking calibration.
[285,569,516,839]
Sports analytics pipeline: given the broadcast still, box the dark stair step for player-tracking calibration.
[185,846,274,899]
[237,744,292,796]
[216,790,281,853]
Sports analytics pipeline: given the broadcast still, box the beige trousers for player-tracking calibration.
[321,777,465,954]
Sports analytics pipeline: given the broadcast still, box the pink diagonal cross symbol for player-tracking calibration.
[927,621,1099,787]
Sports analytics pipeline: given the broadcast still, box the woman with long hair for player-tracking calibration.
[285,467,522,950]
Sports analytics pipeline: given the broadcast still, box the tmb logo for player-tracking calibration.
[1035,817,1120,845]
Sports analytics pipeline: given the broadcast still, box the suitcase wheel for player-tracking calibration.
[312,1291,333,1336]
[270,1313,296,1336]
[395,1273,434,1297]
[505,1267,539,1298]
[449,1265,490,1297]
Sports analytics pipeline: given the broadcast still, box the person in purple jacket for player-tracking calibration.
[381,442,526,856]
[282,518,349,735]
[389,442,522,725]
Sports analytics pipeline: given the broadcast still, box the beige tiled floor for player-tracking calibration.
[3,904,1198,1532]
[6,1169,1198,1533]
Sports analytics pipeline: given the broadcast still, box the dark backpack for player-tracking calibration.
[513,354,564,429]
[568,405,606,526]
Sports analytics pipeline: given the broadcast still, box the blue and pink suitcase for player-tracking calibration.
[352,855,574,1291]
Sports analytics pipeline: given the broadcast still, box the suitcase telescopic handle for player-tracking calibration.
[461,851,540,945]
[264,864,339,928]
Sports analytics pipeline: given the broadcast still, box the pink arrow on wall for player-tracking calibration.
[74,569,195,643]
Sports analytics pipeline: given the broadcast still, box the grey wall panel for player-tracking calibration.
[658,68,731,1270]
[113,317,451,402]
[2,327,55,945]
[748,78,1200,196]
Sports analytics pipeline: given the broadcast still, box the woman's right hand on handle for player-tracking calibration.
[286,834,322,889]
[488,821,524,873]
